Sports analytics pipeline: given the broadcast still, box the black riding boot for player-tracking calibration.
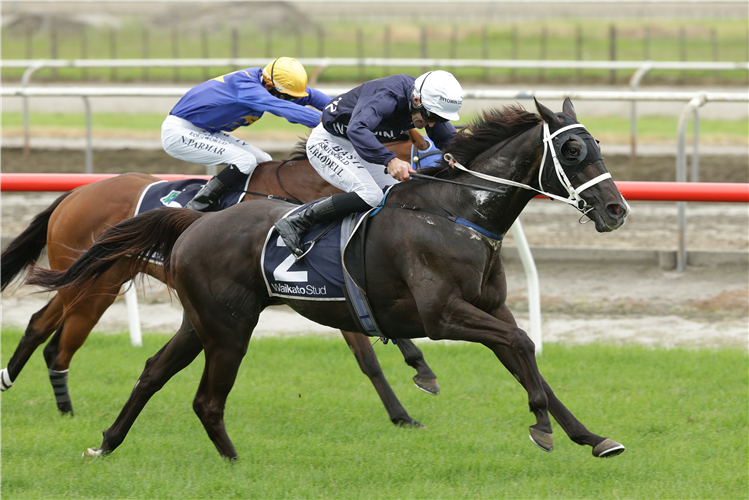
[184,164,244,212]
[275,192,371,258]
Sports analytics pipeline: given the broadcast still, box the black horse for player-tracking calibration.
[0,133,439,423]
[28,98,629,460]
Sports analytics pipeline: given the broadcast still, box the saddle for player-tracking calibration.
[261,202,383,337]
[135,176,250,215]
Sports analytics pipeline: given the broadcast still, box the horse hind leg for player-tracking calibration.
[192,335,254,460]
[394,338,440,395]
[43,273,124,415]
[42,320,75,415]
[87,315,204,457]
[1,295,64,392]
[340,331,421,427]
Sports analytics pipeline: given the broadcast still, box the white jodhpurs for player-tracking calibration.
[161,114,273,176]
[306,123,398,208]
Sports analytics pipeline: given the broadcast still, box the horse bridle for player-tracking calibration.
[442,121,612,214]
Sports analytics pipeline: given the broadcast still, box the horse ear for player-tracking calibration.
[562,97,577,121]
[534,98,563,126]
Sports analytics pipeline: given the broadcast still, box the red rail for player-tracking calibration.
[0,173,209,192]
[1,173,747,203]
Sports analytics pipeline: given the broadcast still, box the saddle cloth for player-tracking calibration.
[134,176,250,215]
[261,203,384,337]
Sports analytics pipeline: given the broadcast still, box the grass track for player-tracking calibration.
[3,112,748,146]
[2,20,748,85]
[1,329,747,499]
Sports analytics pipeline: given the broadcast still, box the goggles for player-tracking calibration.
[269,87,296,101]
[419,107,448,124]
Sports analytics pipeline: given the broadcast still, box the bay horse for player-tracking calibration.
[28,98,630,460]
[1,130,438,426]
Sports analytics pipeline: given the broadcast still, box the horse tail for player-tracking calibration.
[1,191,73,292]
[26,207,202,309]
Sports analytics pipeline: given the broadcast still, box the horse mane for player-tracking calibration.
[446,105,542,170]
[290,137,310,160]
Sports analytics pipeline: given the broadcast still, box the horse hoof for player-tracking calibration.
[529,427,554,452]
[83,447,104,458]
[396,419,424,429]
[413,376,440,396]
[58,406,74,417]
[0,368,14,391]
[592,438,626,458]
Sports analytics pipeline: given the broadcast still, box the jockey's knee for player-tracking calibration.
[256,150,273,163]
[230,161,257,176]
[354,187,385,208]
[332,192,373,214]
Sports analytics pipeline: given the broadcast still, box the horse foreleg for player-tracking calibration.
[339,331,421,427]
[488,307,625,457]
[543,383,626,457]
[89,315,204,457]
[1,296,64,392]
[490,344,625,457]
[484,337,554,452]
[424,301,552,448]
[393,338,440,395]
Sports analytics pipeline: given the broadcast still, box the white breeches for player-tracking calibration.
[161,114,273,176]
[305,123,398,208]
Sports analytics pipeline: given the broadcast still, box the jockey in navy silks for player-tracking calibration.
[161,57,331,212]
[275,70,464,259]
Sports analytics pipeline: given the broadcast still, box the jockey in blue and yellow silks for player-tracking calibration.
[161,57,331,212]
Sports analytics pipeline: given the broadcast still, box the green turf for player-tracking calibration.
[1,328,746,499]
[2,19,748,85]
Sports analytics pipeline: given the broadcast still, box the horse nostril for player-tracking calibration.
[607,204,626,217]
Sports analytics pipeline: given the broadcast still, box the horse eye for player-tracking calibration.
[564,142,580,156]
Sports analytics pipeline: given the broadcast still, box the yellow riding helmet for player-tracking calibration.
[262,57,309,98]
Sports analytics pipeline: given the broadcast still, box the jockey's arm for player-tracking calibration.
[248,93,323,128]
[426,122,458,150]
[297,87,334,112]
[346,104,398,167]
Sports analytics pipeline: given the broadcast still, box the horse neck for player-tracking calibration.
[259,159,343,202]
[407,126,543,238]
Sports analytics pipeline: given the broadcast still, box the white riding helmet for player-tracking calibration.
[412,70,463,122]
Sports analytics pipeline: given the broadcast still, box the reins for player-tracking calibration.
[275,160,305,203]
[410,172,508,196]
[239,190,301,204]
[239,160,304,205]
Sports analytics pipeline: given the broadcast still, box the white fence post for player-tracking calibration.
[124,281,142,347]
[511,219,543,355]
